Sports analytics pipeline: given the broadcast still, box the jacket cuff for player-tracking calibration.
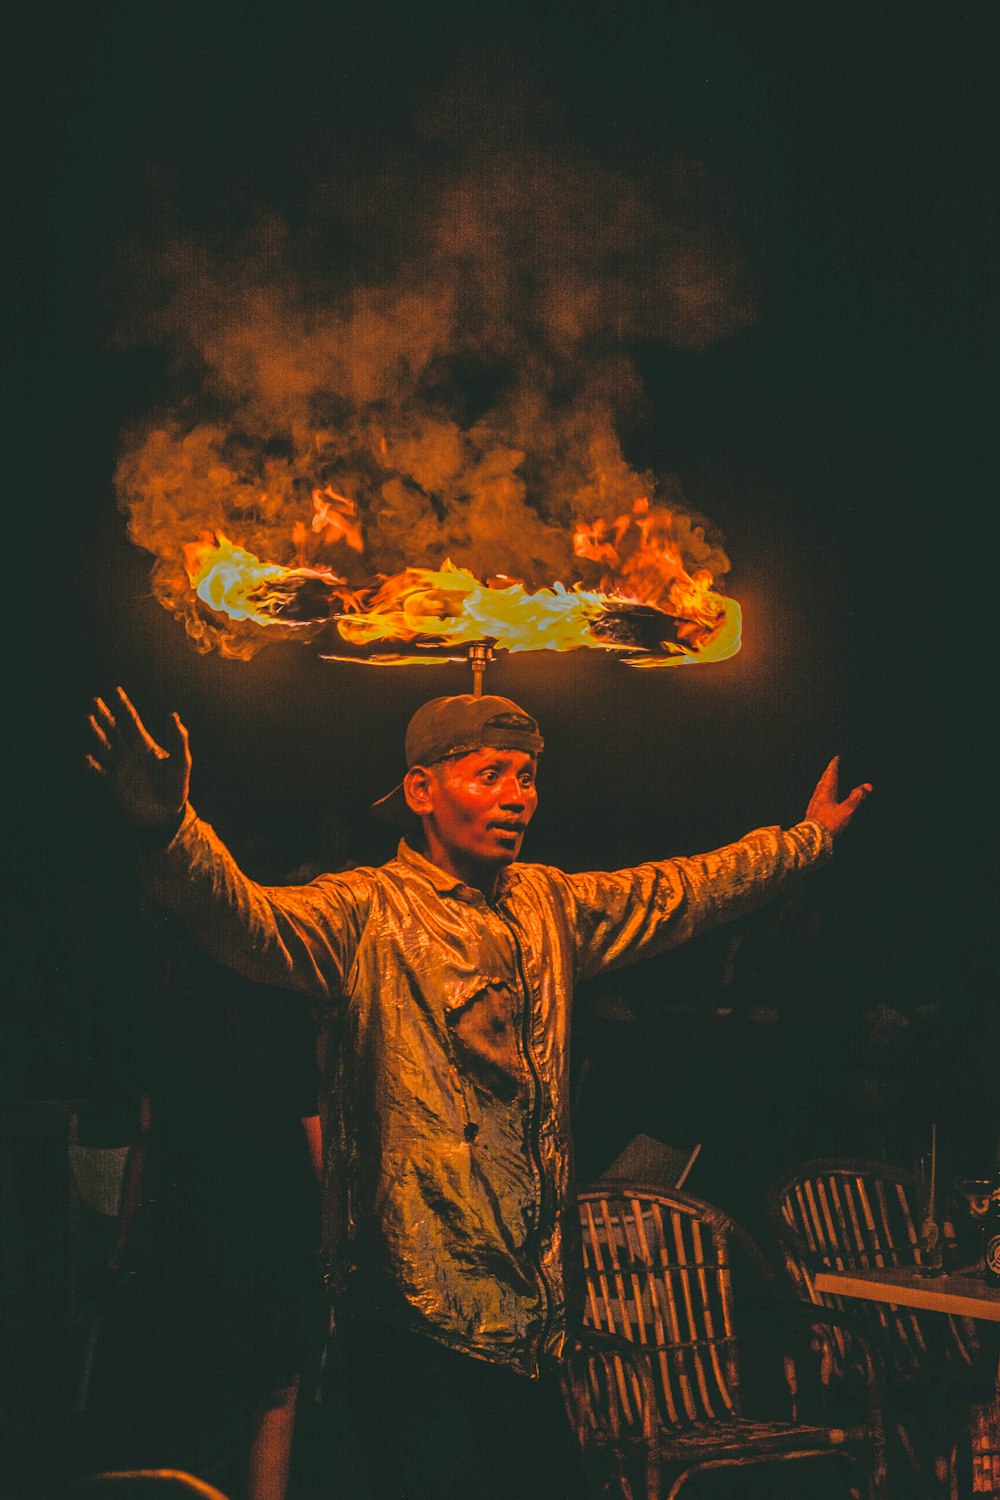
[137,802,197,856]
[796,818,834,864]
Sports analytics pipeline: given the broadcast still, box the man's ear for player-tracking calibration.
[403,765,434,819]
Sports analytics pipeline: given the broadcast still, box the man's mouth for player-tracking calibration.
[490,822,526,835]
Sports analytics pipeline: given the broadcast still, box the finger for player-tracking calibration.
[113,686,160,752]
[85,753,107,778]
[87,714,112,755]
[808,755,838,805]
[164,711,190,760]
[845,782,873,810]
[92,696,120,741]
[820,754,840,793]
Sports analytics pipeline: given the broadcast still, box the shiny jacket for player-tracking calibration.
[144,809,831,1376]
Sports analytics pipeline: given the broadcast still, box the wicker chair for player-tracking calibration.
[766,1159,992,1494]
[44,1472,232,1500]
[562,1184,884,1500]
[766,1158,979,1380]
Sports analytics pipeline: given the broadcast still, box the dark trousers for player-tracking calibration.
[342,1321,585,1500]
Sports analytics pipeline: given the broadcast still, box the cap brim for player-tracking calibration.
[370,782,420,829]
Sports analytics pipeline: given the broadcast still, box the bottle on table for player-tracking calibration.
[983,1186,1000,1287]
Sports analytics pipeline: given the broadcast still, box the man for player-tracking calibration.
[87,687,870,1500]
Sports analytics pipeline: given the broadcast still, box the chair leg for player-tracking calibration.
[73,1309,104,1418]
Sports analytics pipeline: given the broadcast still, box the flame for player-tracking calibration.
[183,495,741,668]
[330,654,468,668]
[574,497,724,633]
[184,534,353,627]
[334,566,611,651]
[296,486,365,554]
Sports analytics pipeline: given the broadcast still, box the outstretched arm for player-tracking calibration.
[85,687,369,999]
[564,755,873,982]
[86,687,191,843]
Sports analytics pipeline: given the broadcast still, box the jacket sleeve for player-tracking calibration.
[561,821,832,983]
[139,805,372,1000]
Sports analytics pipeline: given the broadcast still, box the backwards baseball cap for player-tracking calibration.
[371,694,544,827]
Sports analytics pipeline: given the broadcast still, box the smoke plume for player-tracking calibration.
[115,84,756,657]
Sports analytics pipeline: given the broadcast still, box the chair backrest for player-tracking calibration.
[46,1471,231,1500]
[766,1158,977,1379]
[578,1184,743,1433]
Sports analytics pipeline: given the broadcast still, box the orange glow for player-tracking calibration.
[308,486,364,551]
[328,653,469,668]
[183,496,741,668]
[184,534,352,627]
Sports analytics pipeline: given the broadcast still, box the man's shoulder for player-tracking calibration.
[504,858,571,894]
[326,850,447,892]
[304,863,382,900]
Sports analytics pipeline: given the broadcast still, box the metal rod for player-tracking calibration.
[467,642,494,697]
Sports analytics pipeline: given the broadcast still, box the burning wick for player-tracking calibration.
[182,530,742,671]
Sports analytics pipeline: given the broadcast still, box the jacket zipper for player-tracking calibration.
[498,905,556,1367]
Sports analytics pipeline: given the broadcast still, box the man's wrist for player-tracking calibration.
[799,817,835,856]
[134,804,188,851]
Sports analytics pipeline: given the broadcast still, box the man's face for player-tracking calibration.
[415,746,539,872]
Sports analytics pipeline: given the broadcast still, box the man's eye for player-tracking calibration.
[480,770,498,784]
[519,773,535,788]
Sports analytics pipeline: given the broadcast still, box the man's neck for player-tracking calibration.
[420,833,503,902]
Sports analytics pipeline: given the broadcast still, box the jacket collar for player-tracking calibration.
[396,839,518,903]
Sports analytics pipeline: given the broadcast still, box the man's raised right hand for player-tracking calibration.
[86,687,191,842]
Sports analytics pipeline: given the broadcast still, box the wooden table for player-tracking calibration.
[815,1264,1000,1494]
[814,1264,1000,1322]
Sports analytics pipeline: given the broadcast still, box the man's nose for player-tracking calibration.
[499,779,528,808]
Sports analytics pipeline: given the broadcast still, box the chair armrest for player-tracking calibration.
[562,1327,661,1500]
[774,1300,884,1434]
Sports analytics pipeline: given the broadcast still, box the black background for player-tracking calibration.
[8,0,999,1179]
